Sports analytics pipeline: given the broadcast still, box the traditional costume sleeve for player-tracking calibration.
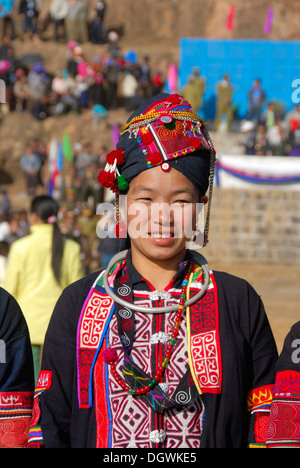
[27,274,97,448]
[266,321,300,448]
[211,272,278,448]
[0,288,34,448]
[245,282,278,448]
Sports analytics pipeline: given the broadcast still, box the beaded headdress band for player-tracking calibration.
[98,94,216,246]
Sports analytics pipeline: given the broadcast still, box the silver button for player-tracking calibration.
[149,429,166,444]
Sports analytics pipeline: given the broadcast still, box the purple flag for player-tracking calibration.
[264,6,274,34]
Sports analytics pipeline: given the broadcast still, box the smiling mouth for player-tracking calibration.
[149,233,174,239]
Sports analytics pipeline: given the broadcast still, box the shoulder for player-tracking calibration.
[276,321,300,373]
[212,270,257,298]
[0,288,28,339]
[46,270,102,344]
[9,233,33,251]
[211,270,267,333]
[63,237,81,253]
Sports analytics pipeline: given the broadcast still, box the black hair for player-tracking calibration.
[30,195,63,285]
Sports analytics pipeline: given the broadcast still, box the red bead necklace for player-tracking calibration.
[103,262,193,395]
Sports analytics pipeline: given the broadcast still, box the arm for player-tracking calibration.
[27,274,96,448]
[244,282,278,448]
[0,288,34,448]
[266,321,300,448]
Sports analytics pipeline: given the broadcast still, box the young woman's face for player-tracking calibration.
[123,165,207,263]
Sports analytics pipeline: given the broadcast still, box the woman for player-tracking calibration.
[4,196,83,381]
[27,94,277,448]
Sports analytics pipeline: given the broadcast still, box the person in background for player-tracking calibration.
[214,74,233,132]
[0,287,34,447]
[20,142,42,197]
[247,79,266,123]
[19,0,40,41]
[0,0,15,40]
[0,240,8,286]
[4,195,84,382]
[49,0,69,42]
[90,0,106,44]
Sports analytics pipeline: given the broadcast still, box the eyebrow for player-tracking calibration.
[130,186,197,197]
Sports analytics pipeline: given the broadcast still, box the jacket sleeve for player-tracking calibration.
[266,321,300,448]
[244,282,278,448]
[27,275,96,448]
[0,288,34,448]
[216,272,278,448]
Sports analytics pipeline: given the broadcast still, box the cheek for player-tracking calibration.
[172,205,197,237]
[127,202,151,237]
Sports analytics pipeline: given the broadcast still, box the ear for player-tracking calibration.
[29,212,41,225]
[200,195,208,205]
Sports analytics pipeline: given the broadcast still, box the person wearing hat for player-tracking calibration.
[27,94,277,448]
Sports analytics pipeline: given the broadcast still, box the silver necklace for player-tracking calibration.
[102,250,211,314]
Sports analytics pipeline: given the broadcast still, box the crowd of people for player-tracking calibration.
[0,136,122,290]
[0,30,165,120]
[0,0,108,44]
[181,70,300,157]
[241,103,300,157]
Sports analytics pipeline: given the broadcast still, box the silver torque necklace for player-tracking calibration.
[102,250,211,314]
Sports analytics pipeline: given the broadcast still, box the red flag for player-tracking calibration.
[226,4,235,31]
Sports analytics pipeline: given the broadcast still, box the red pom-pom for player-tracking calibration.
[190,137,202,150]
[106,148,125,166]
[103,347,118,363]
[98,170,118,191]
[149,151,162,165]
[141,131,154,145]
[166,94,182,105]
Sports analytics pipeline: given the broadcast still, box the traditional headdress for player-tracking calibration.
[98,93,216,246]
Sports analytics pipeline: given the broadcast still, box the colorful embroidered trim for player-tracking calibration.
[247,384,274,413]
[0,391,33,416]
[76,266,122,409]
[27,370,53,448]
[186,266,222,395]
[0,391,33,448]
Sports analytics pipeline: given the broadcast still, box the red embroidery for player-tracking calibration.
[267,400,300,446]
[0,417,31,448]
[94,341,110,448]
[267,370,300,447]
[247,385,273,412]
[254,413,270,443]
[36,371,52,391]
[77,288,114,408]
[188,271,222,394]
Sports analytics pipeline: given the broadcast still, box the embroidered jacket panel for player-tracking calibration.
[105,255,204,448]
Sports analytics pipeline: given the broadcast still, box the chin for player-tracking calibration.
[134,238,187,261]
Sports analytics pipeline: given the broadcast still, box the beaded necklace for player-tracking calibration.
[103,262,194,398]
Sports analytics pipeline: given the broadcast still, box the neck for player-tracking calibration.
[131,248,187,291]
